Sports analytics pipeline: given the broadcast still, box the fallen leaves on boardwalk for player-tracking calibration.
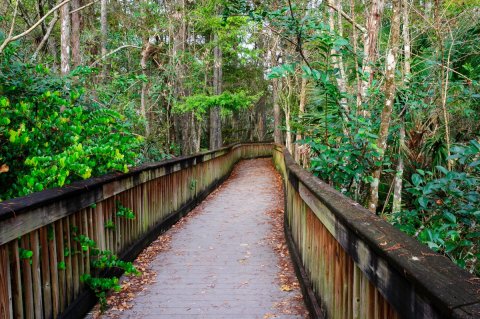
[265,164,310,318]
[90,181,223,318]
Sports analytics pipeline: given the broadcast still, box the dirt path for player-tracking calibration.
[93,158,309,319]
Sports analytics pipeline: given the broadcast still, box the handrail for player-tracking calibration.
[0,142,274,319]
[273,145,480,319]
[1,142,478,319]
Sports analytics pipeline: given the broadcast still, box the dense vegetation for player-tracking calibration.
[0,0,478,276]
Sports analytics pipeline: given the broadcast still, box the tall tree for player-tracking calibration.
[71,0,81,67]
[368,0,402,212]
[210,32,223,150]
[360,0,384,105]
[100,0,108,79]
[60,0,71,74]
[392,0,411,214]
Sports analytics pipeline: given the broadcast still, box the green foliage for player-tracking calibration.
[105,220,116,230]
[19,247,34,264]
[391,141,480,275]
[116,202,136,220]
[189,179,197,191]
[80,274,121,311]
[0,57,142,200]
[308,117,383,198]
[173,91,258,120]
[73,233,139,311]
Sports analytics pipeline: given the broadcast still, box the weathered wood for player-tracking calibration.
[39,227,53,319]
[274,146,480,319]
[30,231,43,319]
[63,217,73,305]
[10,241,23,319]
[0,244,12,319]
[55,219,65,314]
[20,235,34,319]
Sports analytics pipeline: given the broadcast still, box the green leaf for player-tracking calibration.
[443,212,456,224]
[411,174,422,187]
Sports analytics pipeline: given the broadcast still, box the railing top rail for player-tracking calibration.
[275,145,480,317]
[0,142,272,221]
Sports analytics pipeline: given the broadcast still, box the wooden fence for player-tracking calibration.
[273,145,479,319]
[0,143,273,319]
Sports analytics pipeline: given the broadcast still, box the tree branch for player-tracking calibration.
[31,12,59,61]
[69,0,99,14]
[325,1,367,33]
[90,44,142,67]
[0,0,72,53]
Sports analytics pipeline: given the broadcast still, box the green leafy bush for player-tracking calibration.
[0,58,142,200]
[391,140,480,275]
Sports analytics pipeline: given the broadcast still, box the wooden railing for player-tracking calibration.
[273,145,480,319]
[0,143,273,319]
[1,143,478,319]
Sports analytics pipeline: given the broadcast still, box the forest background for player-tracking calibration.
[0,0,479,276]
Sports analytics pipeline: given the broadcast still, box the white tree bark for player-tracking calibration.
[392,0,411,214]
[60,0,71,75]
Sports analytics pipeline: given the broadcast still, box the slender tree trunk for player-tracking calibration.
[100,0,108,79]
[402,0,411,79]
[328,0,349,119]
[273,78,283,144]
[392,122,405,213]
[256,96,266,141]
[60,0,71,75]
[360,0,384,104]
[392,0,411,213]
[71,0,81,67]
[350,0,362,111]
[209,32,222,150]
[140,39,156,137]
[368,0,401,213]
[295,77,307,162]
[32,10,58,61]
[435,0,452,170]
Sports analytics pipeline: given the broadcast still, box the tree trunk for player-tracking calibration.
[172,0,195,155]
[367,0,401,213]
[328,0,349,120]
[295,77,307,162]
[100,0,108,79]
[60,0,71,75]
[273,78,283,144]
[71,0,81,67]
[140,38,158,137]
[392,122,405,213]
[360,0,384,104]
[392,0,411,214]
[255,96,266,141]
[209,33,222,150]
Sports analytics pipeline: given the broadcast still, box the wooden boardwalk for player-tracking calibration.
[100,158,308,318]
